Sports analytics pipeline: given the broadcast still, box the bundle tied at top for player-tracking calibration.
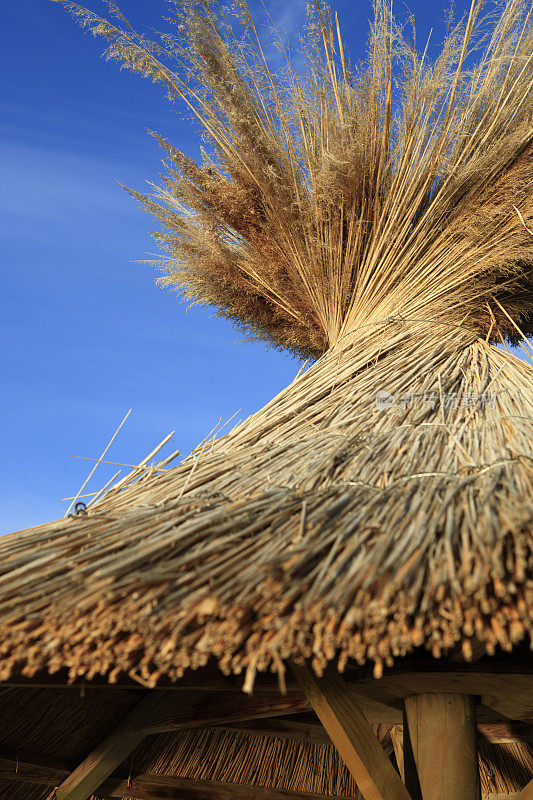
[55,0,533,359]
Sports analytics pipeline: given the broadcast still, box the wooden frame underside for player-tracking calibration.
[1,660,532,800]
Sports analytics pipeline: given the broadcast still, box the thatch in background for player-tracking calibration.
[104,726,533,799]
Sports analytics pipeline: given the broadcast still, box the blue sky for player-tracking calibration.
[0,0,506,532]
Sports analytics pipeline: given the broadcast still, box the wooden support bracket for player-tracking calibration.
[516,777,533,800]
[291,661,412,800]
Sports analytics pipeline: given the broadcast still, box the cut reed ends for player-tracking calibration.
[5,0,528,685]
[53,0,533,358]
[1,322,531,683]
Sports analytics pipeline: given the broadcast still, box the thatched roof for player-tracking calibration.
[1,0,520,690]
[1,319,531,685]
[3,2,532,798]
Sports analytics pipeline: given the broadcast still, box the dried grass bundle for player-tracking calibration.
[114,725,533,798]
[1,319,531,681]
[53,0,533,357]
[1,0,530,685]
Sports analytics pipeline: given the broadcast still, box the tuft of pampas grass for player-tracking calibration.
[52,0,533,358]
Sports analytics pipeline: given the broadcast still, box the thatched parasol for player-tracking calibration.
[1,0,532,798]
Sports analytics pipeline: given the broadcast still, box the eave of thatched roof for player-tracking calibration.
[0,319,531,686]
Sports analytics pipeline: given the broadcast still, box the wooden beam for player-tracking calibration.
[481,690,533,722]
[0,747,70,785]
[139,688,306,735]
[54,690,159,800]
[346,692,402,725]
[0,678,399,726]
[55,688,306,800]
[365,719,533,748]
[516,778,533,800]
[5,660,530,722]
[403,694,480,800]
[2,656,531,704]
[477,721,533,744]
[389,725,404,782]
[291,662,411,800]
[218,716,396,749]
[340,668,533,723]
[0,664,294,693]
[103,775,520,800]
[100,773,357,800]
[216,718,332,745]
[0,756,523,800]
[486,795,521,800]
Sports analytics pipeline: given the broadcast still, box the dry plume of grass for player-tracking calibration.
[53,0,533,358]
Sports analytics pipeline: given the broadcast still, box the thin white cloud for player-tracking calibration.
[0,141,135,224]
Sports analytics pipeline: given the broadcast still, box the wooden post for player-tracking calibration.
[516,778,533,800]
[403,693,480,800]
